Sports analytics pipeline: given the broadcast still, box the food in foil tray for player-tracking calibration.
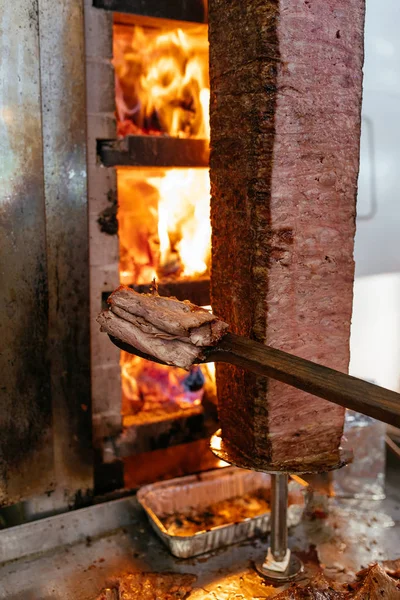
[161,488,270,536]
[137,468,305,557]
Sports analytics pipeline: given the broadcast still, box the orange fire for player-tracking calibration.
[121,352,206,415]
[117,168,213,415]
[114,23,213,415]
[118,168,211,285]
[114,24,209,139]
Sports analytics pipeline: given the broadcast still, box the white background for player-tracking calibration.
[350,0,400,392]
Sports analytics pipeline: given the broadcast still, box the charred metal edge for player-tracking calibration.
[93,0,207,24]
[94,452,125,495]
[100,407,217,461]
[132,277,211,305]
[102,277,210,308]
[114,408,210,458]
[97,136,209,168]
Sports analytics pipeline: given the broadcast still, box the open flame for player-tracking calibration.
[114,23,213,416]
[118,168,213,416]
[114,24,209,139]
[121,352,207,415]
[118,168,211,285]
[157,169,211,278]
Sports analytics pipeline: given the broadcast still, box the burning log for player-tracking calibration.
[97,286,229,369]
[209,0,365,469]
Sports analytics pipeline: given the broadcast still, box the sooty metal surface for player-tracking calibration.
[38,0,93,500]
[0,0,54,505]
[93,0,207,24]
[98,136,209,168]
[132,277,211,306]
[0,0,93,507]
[0,465,399,599]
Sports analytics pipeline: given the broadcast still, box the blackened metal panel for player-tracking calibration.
[98,136,209,168]
[38,0,93,499]
[0,0,55,504]
[93,0,207,23]
[131,277,210,305]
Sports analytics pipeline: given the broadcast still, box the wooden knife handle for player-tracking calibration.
[209,332,400,428]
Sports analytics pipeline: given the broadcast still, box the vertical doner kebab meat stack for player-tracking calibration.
[209,0,365,470]
[99,0,367,472]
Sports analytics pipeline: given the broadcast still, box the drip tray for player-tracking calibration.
[137,466,304,558]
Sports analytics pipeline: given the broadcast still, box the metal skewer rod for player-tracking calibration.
[256,474,304,582]
[271,474,289,561]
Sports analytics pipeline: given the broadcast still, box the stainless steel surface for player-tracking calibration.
[255,555,304,583]
[256,475,304,582]
[0,0,54,504]
[0,496,137,564]
[334,411,386,500]
[0,465,399,599]
[38,0,93,500]
[137,467,304,558]
[0,0,93,507]
[270,474,288,561]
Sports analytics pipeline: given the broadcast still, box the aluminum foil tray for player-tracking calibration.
[137,466,304,558]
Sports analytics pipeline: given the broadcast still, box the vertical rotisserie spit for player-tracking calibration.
[209,0,365,470]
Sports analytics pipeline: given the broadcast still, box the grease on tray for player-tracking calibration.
[161,488,271,536]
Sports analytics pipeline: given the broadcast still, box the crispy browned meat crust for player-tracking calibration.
[274,564,400,599]
[382,558,400,580]
[209,0,364,468]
